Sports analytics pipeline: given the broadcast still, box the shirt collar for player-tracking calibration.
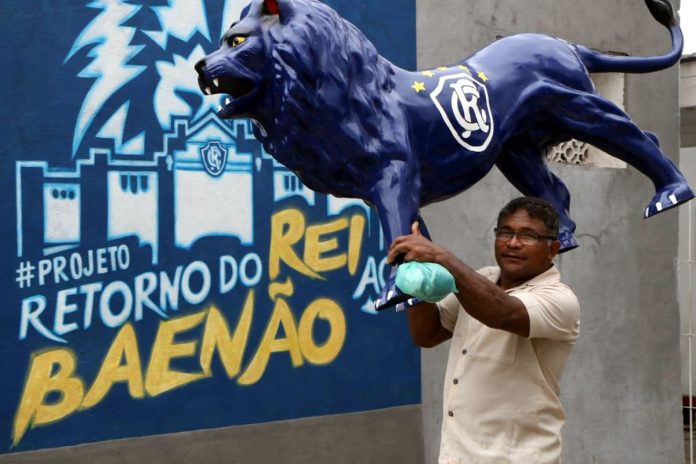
[486,264,560,292]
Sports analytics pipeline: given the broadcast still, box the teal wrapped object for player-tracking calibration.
[395,262,458,303]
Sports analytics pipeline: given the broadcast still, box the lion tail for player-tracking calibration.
[573,0,683,74]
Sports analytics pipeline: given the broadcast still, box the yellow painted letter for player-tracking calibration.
[238,298,303,385]
[298,299,346,365]
[269,209,320,280]
[145,311,206,396]
[199,291,254,378]
[304,218,348,273]
[348,214,365,275]
[82,323,144,408]
[13,349,84,447]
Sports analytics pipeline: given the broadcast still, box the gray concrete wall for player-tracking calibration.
[416,0,684,463]
[681,58,696,147]
[0,406,424,464]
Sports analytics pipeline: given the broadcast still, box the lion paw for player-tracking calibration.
[644,183,695,218]
[373,277,418,311]
[558,229,579,253]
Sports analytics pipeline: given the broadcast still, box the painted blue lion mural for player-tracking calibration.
[195,0,694,310]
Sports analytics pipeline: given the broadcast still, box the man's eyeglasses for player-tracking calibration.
[493,228,557,245]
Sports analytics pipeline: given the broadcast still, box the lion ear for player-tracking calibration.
[263,0,294,23]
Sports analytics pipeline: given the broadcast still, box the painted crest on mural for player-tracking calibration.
[200,141,228,177]
[430,72,494,152]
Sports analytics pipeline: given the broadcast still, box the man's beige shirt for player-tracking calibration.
[436,265,580,464]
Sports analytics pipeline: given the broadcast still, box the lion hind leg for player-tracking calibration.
[496,143,578,252]
[542,85,694,218]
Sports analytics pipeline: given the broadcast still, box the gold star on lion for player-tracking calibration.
[437,66,448,71]
[478,71,489,82]
[421,70,435,77]
[458,65,469,71]
[411,81,426,93]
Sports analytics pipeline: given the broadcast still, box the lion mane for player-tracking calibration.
[259,0,401,194]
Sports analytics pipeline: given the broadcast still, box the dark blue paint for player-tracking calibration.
[196,0,694,310]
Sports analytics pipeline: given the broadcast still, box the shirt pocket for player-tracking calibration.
[468,324,518,365]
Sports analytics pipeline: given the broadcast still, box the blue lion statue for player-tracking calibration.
[195,0,693,310]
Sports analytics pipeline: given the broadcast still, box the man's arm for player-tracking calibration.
[407,301,453,348]
[389,223,530,338]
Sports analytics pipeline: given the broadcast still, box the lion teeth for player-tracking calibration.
[225,97,231,105]
[217,105,223,112]
[251,119,267,137]
[213,78,220,87]
[204,87,211,95]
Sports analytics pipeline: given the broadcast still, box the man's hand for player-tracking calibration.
[391,222,531,338]
[391,222,455,347]
[388,222,451,266]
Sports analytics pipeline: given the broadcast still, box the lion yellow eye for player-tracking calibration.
[231,36,246,47]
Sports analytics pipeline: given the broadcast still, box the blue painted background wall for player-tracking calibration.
[0,0,417,453]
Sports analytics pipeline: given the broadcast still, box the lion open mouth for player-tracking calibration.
[201,75,256,117]
[203,76,255,99]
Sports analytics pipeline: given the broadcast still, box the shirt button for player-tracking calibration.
[462,349,468,355]
[448,411,454,417]
[453,379,459,385]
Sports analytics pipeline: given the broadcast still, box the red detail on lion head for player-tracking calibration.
[264,0,280,15]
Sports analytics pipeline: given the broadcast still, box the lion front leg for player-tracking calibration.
[369,160,427,311]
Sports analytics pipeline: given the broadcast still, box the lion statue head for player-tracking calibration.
[196,0,402,196]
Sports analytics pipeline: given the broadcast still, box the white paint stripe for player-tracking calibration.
[656,202,663,212]
[670,194,678,205]
[645,207,650,217]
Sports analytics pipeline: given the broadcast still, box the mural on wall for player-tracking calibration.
[0,0,418,453]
